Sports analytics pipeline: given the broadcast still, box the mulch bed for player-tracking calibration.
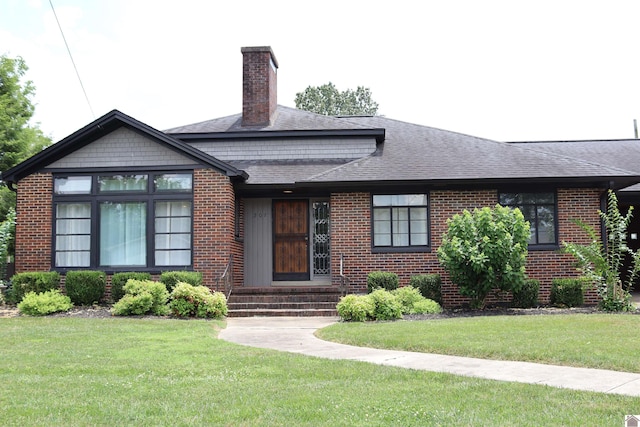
[1,304,637,319]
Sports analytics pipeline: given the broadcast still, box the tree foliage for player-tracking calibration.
[0,55,52,222]
[437,205,530,309]
[294,82,379,116]
[563,190,639,311]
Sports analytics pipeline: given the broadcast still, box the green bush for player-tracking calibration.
[9,271,60,303]
[392,286,442,314]
[437,205,529,309]
[408,274,442,305]
[160,271,203,293]
[112,279,170,316]
[368,289,403,320]
[550,278,587,307]
[512,279,540,308]
[336,294,375,322]
[17,290,73,316]
[110,272,152,302]
[367,271,399,293]
[411,298,443,315]
[64,271,106,306]
[169,282,227,318]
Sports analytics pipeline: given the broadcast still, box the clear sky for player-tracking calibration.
[2,0,640,143]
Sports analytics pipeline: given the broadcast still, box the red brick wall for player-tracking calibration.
[331,188,603,307]
[192,168,238,291]
[15,172,53,272]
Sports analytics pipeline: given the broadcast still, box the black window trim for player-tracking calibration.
[52,171,194,273]
[370,192,431,254]
[498,190,559,251]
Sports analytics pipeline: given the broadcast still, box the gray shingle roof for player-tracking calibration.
[165,105,373,133]
[299,116,639,185]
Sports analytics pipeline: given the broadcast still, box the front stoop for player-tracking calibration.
[227,287,342,317]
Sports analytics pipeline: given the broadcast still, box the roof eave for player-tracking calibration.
[169,128,386,143]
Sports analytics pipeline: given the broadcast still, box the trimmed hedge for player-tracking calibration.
[551,278,587,307]
[160,271,202,293]
[512,279,540,308]
[409,274,442,305]
[9,272,60,303]
[367,271,399,293]
[110,272,152,302]
[65,271,106,306]
[169,282,227,318]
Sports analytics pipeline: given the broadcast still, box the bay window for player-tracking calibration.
[53,172,193,270]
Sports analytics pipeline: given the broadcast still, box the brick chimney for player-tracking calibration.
[241,46,278,127]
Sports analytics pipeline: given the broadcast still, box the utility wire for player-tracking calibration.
[49,0,95,119]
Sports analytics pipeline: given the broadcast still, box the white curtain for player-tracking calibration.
[100,202,146,266]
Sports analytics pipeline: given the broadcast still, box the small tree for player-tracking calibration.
[437,205,530,309]
[294,82,379,116]
[563,190,639,312]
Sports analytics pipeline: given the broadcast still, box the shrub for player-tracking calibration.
[550,278,587,307]
[411,298,443,315]
[563,190,639,312]
[368,289,403,321]
[160,271,203,293]
[17,290,73,316]
[367,271,399,293]
[512,279,540,308]
[64,271,106,306]
[112,279,170,316]
[9,271,60,303]
[169,282,227,318]
[336,294,375,322]
[437,205,529,309]
[409,274,442,305]
[110,272,152,302]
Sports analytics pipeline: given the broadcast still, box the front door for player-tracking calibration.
[273,200,309,281]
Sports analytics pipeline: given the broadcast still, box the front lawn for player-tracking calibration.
[317,313,640,372]
[1,316,638,426]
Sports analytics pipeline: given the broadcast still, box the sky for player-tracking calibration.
[2,0,640,143]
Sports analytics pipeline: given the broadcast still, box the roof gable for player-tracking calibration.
[2,110,247,186]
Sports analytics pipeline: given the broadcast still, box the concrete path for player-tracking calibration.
[218,316,640,397]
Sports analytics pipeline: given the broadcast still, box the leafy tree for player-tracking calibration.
[437,205,530,309]
[563,190,639,311]
[294,82,379,116]
[0,55,52,221]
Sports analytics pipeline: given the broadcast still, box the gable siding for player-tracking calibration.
[330,188,602,308]
[187,138,376,161]
[47,127,197,169]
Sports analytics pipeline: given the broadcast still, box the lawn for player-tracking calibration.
[1,316,638,426]
[317,313,640,372]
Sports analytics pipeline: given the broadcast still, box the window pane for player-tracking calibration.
[55,202,91,267]
[537,205,555,244]
[54,176,91,194]
[392,208,409,246]
[372,195,392,207]
[154,201,191,266]
[155,173,193,191]
[410,207,428,245]
[499,193,521,205]
[98,175,148,192]
[100,202,146,266]
[155,250,191,266]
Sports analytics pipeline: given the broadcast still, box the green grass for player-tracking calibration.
[1,316,638,426]
[317,313,640,372]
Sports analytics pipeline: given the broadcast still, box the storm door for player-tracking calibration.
[273,200,309,280]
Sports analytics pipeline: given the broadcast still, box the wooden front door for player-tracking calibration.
[273,200,309,281]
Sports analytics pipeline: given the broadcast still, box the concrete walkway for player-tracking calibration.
[218,316,640,397]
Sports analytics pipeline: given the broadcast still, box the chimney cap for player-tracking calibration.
[241,46,279,68]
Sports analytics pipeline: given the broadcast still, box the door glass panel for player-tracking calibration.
[313,201,330,275]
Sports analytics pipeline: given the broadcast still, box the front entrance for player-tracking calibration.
[273,200,310,281]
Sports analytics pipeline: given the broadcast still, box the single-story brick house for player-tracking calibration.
[3,46,640,309]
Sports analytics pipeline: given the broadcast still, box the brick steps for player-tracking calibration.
[227,287,342,317]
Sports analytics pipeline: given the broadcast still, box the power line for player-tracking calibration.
[48,0,95,119]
